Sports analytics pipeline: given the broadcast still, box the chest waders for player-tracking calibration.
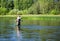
[18,19,21,31]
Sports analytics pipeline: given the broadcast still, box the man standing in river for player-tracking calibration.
[16,15,21,31]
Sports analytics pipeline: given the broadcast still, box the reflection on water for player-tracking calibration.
[21,26,60,41]
[0,17,60,41]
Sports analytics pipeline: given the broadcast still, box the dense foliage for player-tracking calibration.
[0,0,60,15]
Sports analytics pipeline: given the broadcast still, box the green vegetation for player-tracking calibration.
[0,0,60,15]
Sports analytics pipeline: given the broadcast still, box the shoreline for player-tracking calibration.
[0,15,60,17]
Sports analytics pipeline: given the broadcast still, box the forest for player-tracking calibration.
[0,0,60,15]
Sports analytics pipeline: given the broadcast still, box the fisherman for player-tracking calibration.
[16,15,21,31]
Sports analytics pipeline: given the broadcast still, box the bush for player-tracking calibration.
[0,7,7,15]
[50,9,60,15]
[17,10,28,15]
[8,9,19,15]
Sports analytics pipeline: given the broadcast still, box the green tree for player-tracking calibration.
[14,0,19,9]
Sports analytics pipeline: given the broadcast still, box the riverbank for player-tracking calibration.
[0,15,60,20]
[0,15,60,17]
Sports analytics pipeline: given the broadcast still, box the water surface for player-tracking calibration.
[0,17,60,41]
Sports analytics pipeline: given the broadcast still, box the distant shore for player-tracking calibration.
[0,15,60,17]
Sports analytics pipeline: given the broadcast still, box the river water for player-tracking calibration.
[0,17,60,41]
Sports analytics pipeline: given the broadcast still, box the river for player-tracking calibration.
[0,17,60,41]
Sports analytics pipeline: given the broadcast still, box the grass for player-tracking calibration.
[0,15,60,17]
[0,15,60,20]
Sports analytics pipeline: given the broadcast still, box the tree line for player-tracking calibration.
[0,0,60,15]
